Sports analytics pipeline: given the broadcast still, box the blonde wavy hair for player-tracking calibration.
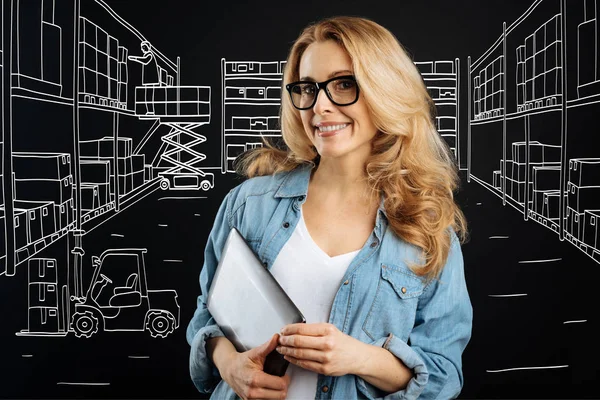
[236,16,467,280]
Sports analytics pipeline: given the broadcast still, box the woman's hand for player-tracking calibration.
[220,333,291,400]
[276,323,365,376]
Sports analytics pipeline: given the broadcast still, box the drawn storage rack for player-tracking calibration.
[1,0,208,337]
[467,0,600,264]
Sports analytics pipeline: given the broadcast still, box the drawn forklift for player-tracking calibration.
[70,248,180,339]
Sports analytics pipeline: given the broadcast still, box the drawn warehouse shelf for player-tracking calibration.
[416,60,462,164]
[1,0,211,345]
[467,0,600,265]
[221,59,286,174]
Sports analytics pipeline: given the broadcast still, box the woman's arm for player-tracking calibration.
[353,339,414,393]
[207,336,238,371]
[377,233,473,399]
[186,191,233,393]
[277,323,414,393]
[208,335,292,400]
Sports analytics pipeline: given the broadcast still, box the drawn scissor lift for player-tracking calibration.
[134,85,214,191]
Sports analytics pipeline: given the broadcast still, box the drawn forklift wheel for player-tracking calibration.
[160,178,170,190]
[200,180,211,191]
[71,311,99,338]
[145,311,176,338]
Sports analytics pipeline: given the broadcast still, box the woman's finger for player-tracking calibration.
[252,372,288,391]
[281,323,336,337]
[283,355,323,374]
[277,345,328,362]
[244,386,288,399]
[278,334,333,350]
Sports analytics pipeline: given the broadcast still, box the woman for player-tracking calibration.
[187,16,472,400]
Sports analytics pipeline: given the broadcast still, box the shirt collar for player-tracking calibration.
[275,164,389,225]
[274,164,313,199]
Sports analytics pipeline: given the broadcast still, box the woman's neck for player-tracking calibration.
[309,158,378,209]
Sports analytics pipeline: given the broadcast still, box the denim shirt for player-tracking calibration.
[186,164,473,400]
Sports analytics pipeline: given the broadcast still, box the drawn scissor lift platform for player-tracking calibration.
[134,85,214,191]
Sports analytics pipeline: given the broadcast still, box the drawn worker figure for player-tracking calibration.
[128,40,160,115]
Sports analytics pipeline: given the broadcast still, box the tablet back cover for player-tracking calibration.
[206,228,305,375]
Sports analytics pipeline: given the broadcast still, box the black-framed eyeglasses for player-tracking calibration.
[285,75,360,110]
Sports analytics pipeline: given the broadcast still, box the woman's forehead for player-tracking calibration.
[298,40,353,80]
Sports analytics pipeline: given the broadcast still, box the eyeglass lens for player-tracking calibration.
[290,77,357,109]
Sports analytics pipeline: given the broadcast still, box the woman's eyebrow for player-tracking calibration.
[299,70,354,81]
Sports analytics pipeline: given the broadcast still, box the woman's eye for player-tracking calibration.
[336,80,355,90]
[303,85,316,95]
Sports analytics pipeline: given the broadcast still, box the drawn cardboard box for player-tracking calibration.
[54,199,74,231]
[98,136,132,158]
[569,159,600,188]
[13,152,71,181]
[542,190,561,220]
[81,183,100,211]
[15,175,73,205]
[583,210,600,249]
[28,258,57,284]
[14,200,55,240]
[10,208,31,250]
[28,307,59,333]
[29,282,58,308]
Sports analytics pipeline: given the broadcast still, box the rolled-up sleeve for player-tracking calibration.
[186,190,234,394]
[360,232,473,399]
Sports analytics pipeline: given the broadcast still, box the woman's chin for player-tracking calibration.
[315,147,354,160]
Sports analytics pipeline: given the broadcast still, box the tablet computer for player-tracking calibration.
[207,227,306,377]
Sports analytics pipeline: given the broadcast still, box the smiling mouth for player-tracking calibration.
[316,123,349,137]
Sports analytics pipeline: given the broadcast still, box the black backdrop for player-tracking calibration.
[1,0,599,399]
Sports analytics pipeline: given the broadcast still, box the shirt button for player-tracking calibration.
[370,240,378,248]
[343,280,349,285]
[401,287,407,294]
[283,222,290,228]
[321,385,329,393]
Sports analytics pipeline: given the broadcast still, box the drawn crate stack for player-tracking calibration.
[493,141,561,218]
[566,159,600,246]
[79,17,128,109]
[80,136,145,204]
[7,153,74,262]
[515,15,561,113]
[13,0,62,96]
[473,56,504,120]
[27,258,61,334]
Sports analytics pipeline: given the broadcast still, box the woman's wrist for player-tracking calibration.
[352,340,414,393]
[348,340,371,376]
[207,337,238,377]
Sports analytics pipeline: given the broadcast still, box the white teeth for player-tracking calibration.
[317,124,348,132]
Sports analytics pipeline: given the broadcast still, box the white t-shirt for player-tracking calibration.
[269,210,359,400]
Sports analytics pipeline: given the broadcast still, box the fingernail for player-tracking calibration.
[276,346,282,353]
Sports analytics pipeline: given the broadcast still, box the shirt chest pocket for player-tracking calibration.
[362,263,425,342]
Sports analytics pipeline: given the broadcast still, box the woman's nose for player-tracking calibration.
[313,88,334,114]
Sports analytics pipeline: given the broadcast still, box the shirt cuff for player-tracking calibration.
[189,322,226,394]
[356,334,429,400]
